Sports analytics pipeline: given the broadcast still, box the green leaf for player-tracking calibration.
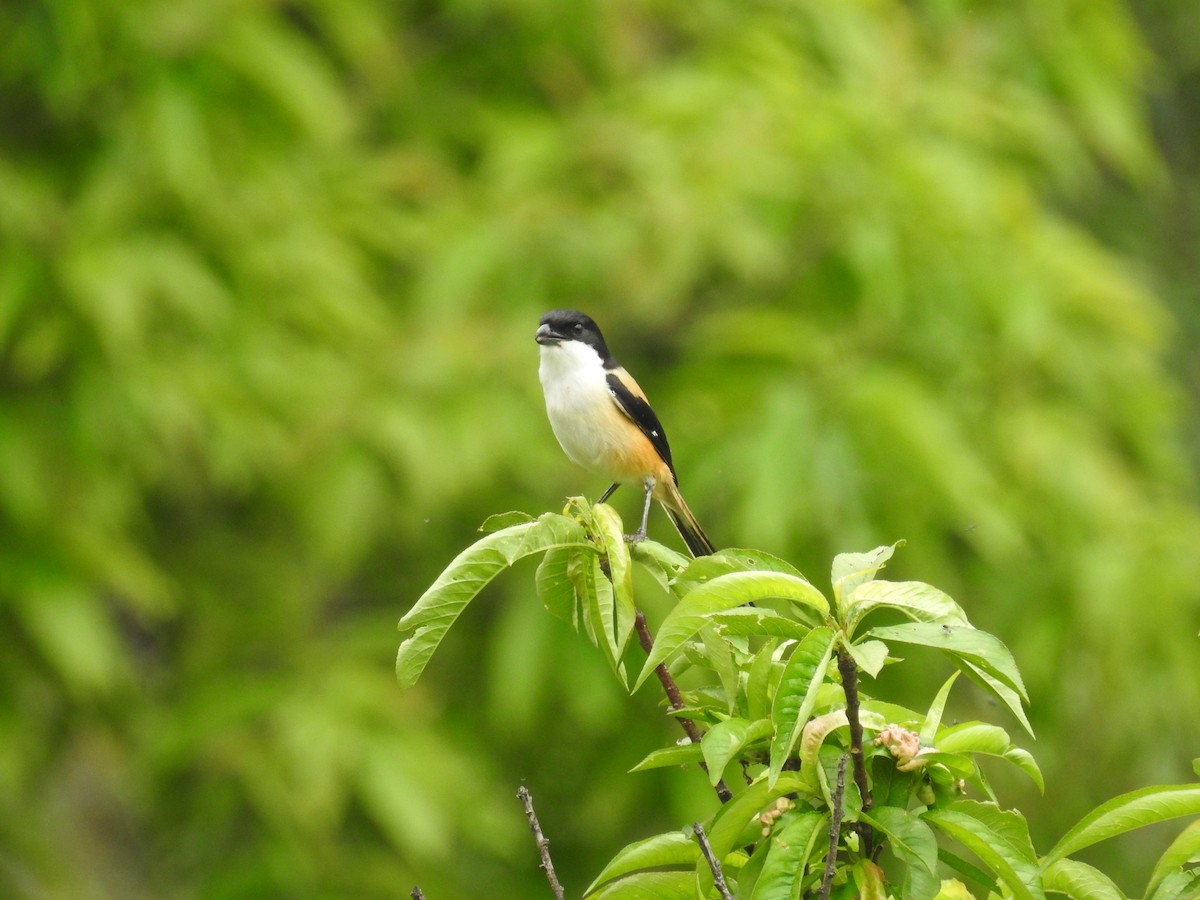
[584,830,698,895]
[1041,858,1125,900]
[1044,784,1200,866]
[846,639,889,678]
[589,502,636,681]
[920,672,960,745]
[573,551,627,686]
[936,723,1011,756]
[706,607,812,640]
[924,801,1043,900]
[634,572,828,691]
[832,543,901,606]
[1148,870,1200,900]
[959,659,1035,737]
[1146,818,1200,898]
[396,514,591,687]
[867,622,1028,701]
[1003,747,1045,794]
[536,547,577,622]
[699,624,741,713]
[479,510,535,532]
[701,718,773,787]
[865,806,939,900]
[868,806,940,878]
[630,539,691,592]
[798,710,847,794]
[586,869,695,899]
[673,548,809,596]
[749,811,827,900]
[768,626,837,786]
[844,580,971,637]
[629,744,706,773]
[706,772,812,865]
[746,638,781,723]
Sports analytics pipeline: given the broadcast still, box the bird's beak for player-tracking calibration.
[535,323,564,345]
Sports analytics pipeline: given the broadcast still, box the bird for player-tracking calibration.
[535,309,715,557]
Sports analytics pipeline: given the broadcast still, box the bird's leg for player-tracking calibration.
[597,482,619,505]
[625,476,656,545]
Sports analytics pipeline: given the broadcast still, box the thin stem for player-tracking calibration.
[693,823,733,900]
[517,785,565,900]
[819,755,849,900]
[836,647,874,857]
[634,610,733,803]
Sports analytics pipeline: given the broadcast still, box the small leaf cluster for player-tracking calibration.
[398,502,1200,898]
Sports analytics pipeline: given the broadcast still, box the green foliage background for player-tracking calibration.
[1,0,1196,896]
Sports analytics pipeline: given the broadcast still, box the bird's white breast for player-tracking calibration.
[538,341,623,477]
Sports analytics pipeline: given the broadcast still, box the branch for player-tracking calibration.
[836,647,874,857]
[819,754,849,900]
[517,785,565,900]
[634,610,734,803]
[693,822,734,900]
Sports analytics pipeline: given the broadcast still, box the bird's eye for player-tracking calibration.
[573,322,584,334]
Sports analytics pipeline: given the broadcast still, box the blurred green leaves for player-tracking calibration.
[0,0,1195,895]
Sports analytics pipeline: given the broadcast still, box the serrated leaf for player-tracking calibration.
[920,672,960,745]
[584,830,698,895]
[868,622,1027,701]
[1148,870,1200,900]
[845,580,970,636]
[847,639,889,678]
[832,543,901,606]
[1041,858,1125,900]
[396,514,591,687]
[924,801,1043,900]
[1146,818,1200,897]
[768,626,837,786]
[1044,784,1200,866]
[749,811,827,900]
[702,717,774,787]
[629,743,706,772]
[634,572,828,691]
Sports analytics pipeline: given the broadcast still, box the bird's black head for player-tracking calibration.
[535,309,616,366]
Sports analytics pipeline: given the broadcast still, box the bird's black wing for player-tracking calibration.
[606,372,677,481]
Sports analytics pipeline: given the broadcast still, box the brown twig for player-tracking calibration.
[634,610,733,803]
[820,754,849,900]
[836,647,874,857]
[693,822,734,900]
[517,785,565,900]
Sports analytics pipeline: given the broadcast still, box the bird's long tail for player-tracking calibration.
[660,481,716,557]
